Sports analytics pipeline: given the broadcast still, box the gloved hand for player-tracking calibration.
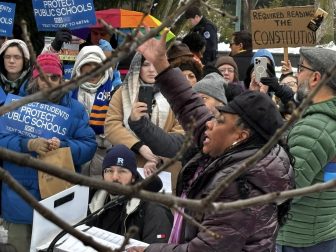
[260,63,279,92]
[28,137,49,155]
[51,29,72,51]
[99,39,113,52]
[261,63,294,105]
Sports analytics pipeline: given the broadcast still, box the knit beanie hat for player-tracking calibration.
[32,53,63,79]
[300,46,336,90]
[217,91,283,142]
[102,144,138,178]
[167,42,193,62]
[251,49,275,67]
[215,56,239,81]
[193,73,228,104]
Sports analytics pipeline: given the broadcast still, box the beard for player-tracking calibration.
[296,80,310,103]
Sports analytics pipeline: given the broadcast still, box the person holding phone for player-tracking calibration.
[105,52,183,177]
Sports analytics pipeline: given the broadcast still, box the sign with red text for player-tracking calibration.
[251,6,316,49]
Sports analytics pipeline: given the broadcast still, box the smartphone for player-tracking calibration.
[138,86,154,115]
[254,57,269,83]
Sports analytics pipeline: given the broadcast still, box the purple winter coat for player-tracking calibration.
[145,68,294,252]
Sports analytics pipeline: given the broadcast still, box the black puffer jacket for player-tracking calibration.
[145,68,294,252]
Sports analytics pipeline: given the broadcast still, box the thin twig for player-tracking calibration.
[134,125,194,192]
[172,205,222,239]
[201,0,238,21]
[21,20,53,88]
[115,226,139,252]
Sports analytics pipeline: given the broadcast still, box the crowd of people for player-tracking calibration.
[0,4,336,252]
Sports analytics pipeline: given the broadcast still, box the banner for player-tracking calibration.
[0,87,6,105]
[251,6,316,49]
[32,0,96,31]
[0,2,15,37]
[0,94,71,139]
[63,63,74,80]
[45,36,83,61]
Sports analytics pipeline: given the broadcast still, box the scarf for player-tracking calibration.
[122,52,170,130]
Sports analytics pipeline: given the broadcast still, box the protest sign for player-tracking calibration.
[0,94,71,139]
[32,0,96,31]
[0,2,16,37]
[251,6,316,49]
[63,63,74,80]
[0,87,6,105]
[45,36,83,61]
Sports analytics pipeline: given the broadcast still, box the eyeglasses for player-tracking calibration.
[280,81,297,88]
[218,67,235,73]
[39,74,61,82]
[297,64,315,73]
[4,54,23,60]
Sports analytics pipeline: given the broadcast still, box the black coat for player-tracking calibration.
[232,50,254,81]
[191,17,218,64]
[88,193,173,244]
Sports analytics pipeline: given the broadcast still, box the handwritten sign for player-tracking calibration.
[0,2,15,36]
[32,0,96,31]
[0,94,71,139]
[251,6,316,49]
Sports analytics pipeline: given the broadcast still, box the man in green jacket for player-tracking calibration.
[277,47,336,251]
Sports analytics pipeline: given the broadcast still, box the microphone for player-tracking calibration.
[46,195,126,252]
[46,175,162,251]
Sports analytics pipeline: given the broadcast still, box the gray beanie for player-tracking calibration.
[300,47,336,90]
[193,73,228,104]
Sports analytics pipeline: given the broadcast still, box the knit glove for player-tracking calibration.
[28,137,50,155]
[260,63,279,92]
[99,39,113,52]
[51,29,72,51]
[261,67,294,105]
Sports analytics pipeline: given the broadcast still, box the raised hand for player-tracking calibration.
[137,29,170,74]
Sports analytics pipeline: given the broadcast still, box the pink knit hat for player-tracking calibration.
[32,53,62,79]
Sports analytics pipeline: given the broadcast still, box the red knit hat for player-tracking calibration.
[32,53,62,79]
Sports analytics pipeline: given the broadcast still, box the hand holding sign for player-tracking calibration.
[28,137,50,155]
[48,137,61,151]
[51,28,72,51]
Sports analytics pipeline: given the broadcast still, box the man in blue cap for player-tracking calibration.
[88,144,173,244]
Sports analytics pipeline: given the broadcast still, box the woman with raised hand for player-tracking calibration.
[127,30,294,252]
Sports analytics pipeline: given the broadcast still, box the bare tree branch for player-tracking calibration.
[203,63,336,205]
[201,0,238,21]
[0,166,115,252]
[0,0,199,117]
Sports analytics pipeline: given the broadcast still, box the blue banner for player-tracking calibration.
[32,0,96,31]
[0,87,6,105]
[0,94,71,139]
[63,63,74,80]
[0,2,16,37]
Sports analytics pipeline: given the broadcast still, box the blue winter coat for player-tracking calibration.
[0,92,97,224]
